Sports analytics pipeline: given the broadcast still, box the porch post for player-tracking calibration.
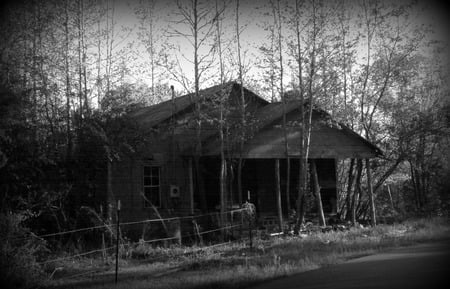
[365,158,376,226]
[188,157,194,215]
[275,159,283,232]
[311,159,326,226]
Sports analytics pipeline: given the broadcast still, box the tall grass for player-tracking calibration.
[48,217,450,289]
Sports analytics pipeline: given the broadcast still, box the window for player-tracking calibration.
[143,165,161,208]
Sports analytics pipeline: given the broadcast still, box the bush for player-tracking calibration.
[0,212,47,289]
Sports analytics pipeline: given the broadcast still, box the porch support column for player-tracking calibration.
[188,157,194,215]
[365,158,376,226]
[311,159,326,226]
[275,159,283,232]
[220,158,226,239]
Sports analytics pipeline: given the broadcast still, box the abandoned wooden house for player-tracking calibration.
[107,81,381,235]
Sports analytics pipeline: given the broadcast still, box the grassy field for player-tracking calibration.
[45,217,450,289]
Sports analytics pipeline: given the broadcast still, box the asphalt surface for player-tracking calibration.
[249,241,450,289]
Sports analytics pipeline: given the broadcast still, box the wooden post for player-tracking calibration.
[220,159,226,241]
[248,217,253,249]
[365,159,376,226]
[188,158,194,215]
[115,200,121,284]
[386,184,394,211]
[106,157,113,223]
[311,160,326,226]
[352,159,363,226]
[345,159,355,220]
[275,159,283,233]
[99,205,106,262]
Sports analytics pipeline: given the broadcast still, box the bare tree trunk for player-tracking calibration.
[96,4,102,107]
[216,0,226,239]
[77,0,84,128]
[352,159,363,225]
[106,147,114,222]
[409,160,420,209]
[105,0,114,96]
[275,159,283,232]
[79,0,89,116]
[386,184,394,212]
[236,0,246,206]
[311,160,326,226]
[31,1,38,146]
[191,0,207,212]
[294,0,306,234]
[365,159,376,226]
[148,0,156,99]
[299,0,317,228]
[344,158,355,220]
[304,0,316,176]
[338,2,349,117]
[271,0,290,216]
[64,0,72,163]
[373,155,404,193]
[359,0,373,133]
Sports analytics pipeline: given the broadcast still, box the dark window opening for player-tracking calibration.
[143,165,161,207]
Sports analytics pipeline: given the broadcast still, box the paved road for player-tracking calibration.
[250,241,450,289]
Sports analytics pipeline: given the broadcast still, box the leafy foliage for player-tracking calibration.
[0,212,48,289]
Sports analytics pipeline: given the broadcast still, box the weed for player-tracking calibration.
[0,212,48,289]
[46,217,450,289]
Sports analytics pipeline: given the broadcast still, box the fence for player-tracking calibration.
[11,203,256,284]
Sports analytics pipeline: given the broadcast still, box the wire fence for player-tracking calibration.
[53,236,247,281]
[6,208,247,243]
[17,206,255,283]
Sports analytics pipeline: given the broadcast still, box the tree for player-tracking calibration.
[64,0,72,163]
[215,0,228,235]
[169,0,219,211]
[388,52,450,214]
[235,0,247,215]
[290,0,327,230]
[267,0,288,232]
[290,0,308,232]
[135,0,169,104]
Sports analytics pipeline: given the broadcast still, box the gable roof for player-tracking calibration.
[202,99,382,158]
[130,83,382,159]
[254,100,382,156]
[130,81,268,127]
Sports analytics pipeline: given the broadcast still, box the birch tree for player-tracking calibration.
[291,0,308,232]
[235,0,246,208]
[290,0,327,230]
[215,0,227,235]
[169,0,218,211]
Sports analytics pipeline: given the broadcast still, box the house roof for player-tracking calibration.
[203,100,383,159]
[131,83,382,159]
[256,101,382,156]
[130,81,268,128]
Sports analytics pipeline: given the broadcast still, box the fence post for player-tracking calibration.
[248,217,252,249]
[242,202,255,249]
[100,205,106,262]
[115,200,121,285]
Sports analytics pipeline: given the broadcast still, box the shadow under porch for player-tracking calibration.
[197,157,337,218]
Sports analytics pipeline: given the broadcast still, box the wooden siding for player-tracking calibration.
[109,84,380,226]
[111,139,195,224]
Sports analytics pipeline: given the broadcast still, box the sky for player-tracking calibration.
[103,0,449,96]
[3,0,447,100]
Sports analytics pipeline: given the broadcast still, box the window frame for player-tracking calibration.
[143,165,161,208]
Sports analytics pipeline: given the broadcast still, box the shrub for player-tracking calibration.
[0,212,47,289]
